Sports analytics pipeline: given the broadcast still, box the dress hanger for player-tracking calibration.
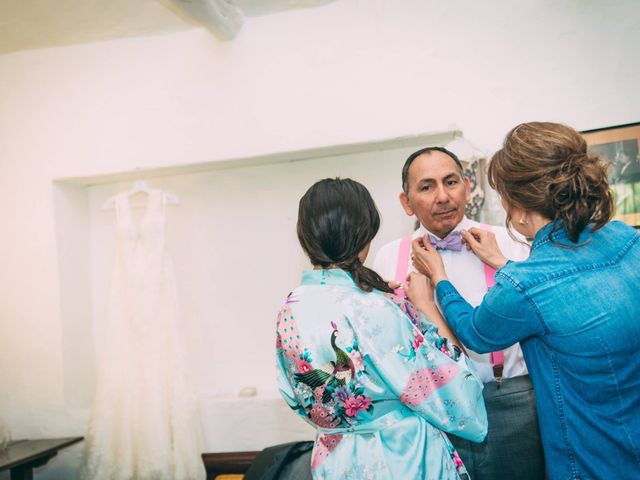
[102,179,180,210]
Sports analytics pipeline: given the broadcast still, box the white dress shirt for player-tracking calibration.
[373,216,530,383]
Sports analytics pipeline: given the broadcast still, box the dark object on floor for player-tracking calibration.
[243,441,313,480]
[203,441,313,480]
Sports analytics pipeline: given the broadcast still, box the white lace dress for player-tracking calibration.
[82,190,204,480]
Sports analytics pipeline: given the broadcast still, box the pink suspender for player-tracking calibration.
[483,258,497,289]
[479,224,504,381]
[396,226,504,381]
[491,350,505,380]
[394,235,412,297]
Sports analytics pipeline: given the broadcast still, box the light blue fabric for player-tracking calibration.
[276,269,487,479]
[436,221,640,479]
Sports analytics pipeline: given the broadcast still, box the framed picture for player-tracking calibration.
[582,122,640,227]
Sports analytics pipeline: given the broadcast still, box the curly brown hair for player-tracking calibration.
[488,122,614,243]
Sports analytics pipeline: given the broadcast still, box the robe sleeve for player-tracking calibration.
[358,294,488,442]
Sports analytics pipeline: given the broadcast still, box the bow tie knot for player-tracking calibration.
[428,231,463,251]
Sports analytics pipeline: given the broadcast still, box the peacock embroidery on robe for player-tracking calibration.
[277,297,373,429]
[275,269,487,479]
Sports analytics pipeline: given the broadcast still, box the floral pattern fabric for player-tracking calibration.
[276,269,487,479]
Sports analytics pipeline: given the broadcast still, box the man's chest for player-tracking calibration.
[410,250,489,307]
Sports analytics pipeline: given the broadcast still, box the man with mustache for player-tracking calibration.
[373,147,545,480]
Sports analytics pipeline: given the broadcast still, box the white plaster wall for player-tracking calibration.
[0,0,639,477]
[82,143,426,453]
[85,147,422,404]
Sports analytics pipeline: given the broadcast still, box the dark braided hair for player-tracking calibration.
[488,122,614,243]
[297,178,393,293]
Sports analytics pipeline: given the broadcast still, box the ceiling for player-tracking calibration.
[0,0,337,55]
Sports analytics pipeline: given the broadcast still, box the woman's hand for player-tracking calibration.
[411,237,449,285]
[405,272,464,353]
[404,271,434,309]
[387,279,401,291]
[460,228,508,269]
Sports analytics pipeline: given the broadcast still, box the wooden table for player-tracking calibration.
[0,437,83,480]
[201,450,258,479]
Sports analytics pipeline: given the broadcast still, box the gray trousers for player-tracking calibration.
[448,375,545,480]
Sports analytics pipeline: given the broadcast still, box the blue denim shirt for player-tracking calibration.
[436,220,640,479]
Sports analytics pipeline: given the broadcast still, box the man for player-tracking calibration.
[373,146,545,480]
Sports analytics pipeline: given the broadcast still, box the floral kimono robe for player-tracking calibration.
[276,269,487,480]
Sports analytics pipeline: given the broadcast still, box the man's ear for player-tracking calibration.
[464,177,472,203]
[399,192,414,216]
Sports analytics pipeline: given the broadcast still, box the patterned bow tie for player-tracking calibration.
[428,231,463,251]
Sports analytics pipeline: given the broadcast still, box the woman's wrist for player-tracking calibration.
[431,272,448,286]
[489,255,508,270]
[413,299,434,313]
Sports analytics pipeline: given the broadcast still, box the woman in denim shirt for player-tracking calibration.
[412,122,640,479]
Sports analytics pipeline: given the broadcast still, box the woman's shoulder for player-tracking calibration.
[600,220,639,241]
[498,221,639,288]
[276,283,391,322]
[590,221,640,261]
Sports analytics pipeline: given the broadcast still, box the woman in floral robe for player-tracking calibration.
[276,178,487,479]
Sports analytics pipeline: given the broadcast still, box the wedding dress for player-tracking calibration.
[82,190,204,480]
